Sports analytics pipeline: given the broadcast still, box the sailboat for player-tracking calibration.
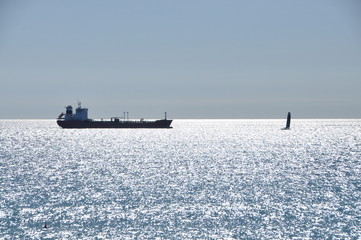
[282,112,291,130]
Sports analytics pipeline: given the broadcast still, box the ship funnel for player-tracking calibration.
[66,105,73,115]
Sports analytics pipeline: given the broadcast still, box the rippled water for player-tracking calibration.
[0,119,360,239]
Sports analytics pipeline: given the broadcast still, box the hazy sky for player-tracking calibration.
[1,0,360,119]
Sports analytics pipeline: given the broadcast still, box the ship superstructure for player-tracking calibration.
[63,103,89,121]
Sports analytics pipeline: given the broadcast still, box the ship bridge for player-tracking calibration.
[64,103,89,121]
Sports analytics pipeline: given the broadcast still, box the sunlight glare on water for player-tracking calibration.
[0,119,360,239]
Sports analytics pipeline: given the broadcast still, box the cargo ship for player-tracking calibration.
[57,103,173,128]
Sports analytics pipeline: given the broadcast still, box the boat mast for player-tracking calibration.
[285,112,291,129]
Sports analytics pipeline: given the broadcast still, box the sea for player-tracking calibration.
[0,119,360,240]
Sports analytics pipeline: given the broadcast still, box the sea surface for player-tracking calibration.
[0,119,360,239]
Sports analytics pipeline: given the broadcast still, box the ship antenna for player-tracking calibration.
[165,112,167,120]
[77,100,81,108]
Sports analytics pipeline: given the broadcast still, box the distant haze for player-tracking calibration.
[0,1,360,119]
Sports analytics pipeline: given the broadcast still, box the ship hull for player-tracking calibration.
[57,119,173,129]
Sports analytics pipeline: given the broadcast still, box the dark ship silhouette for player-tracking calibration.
[57,103,172,129]
[282,112,291,130]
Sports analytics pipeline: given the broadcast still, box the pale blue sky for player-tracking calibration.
[0,0,360,119]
